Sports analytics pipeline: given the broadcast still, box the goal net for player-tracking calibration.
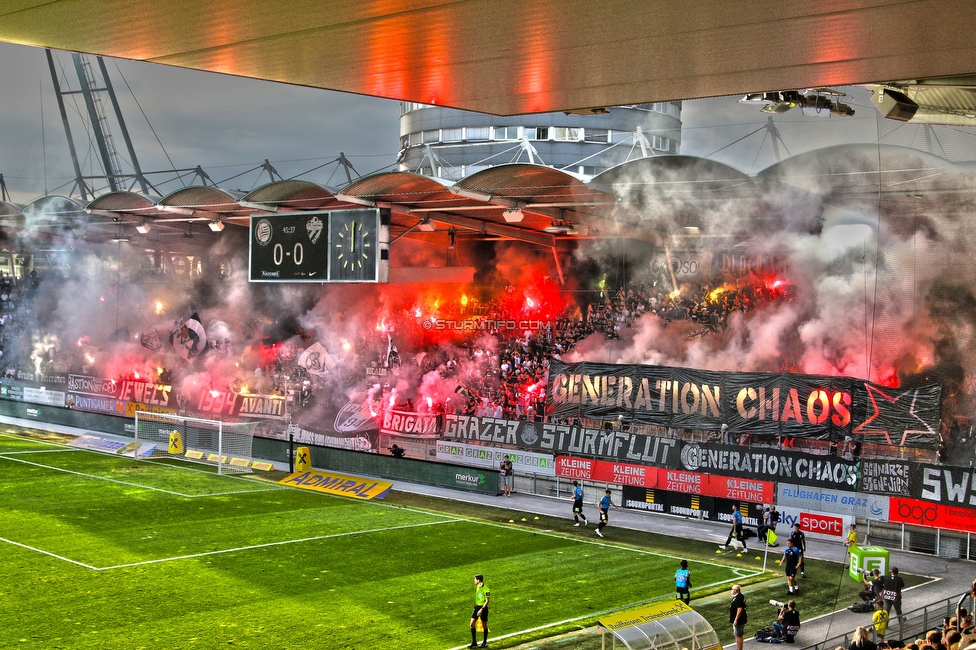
[133,411,260,474]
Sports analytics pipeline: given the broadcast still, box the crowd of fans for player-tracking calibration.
[366,275,797,419]
[0,261,800,426]
[0,271,42,376]
[842,609,975,650]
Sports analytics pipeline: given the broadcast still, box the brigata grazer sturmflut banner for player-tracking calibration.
[547,361,941,447]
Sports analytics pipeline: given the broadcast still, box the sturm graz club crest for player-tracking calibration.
[254,218,273,246]
[519,421,540,446]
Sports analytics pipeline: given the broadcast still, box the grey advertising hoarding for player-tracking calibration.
[776,482,890,520]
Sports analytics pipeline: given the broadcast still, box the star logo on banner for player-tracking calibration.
[852,384,938,446]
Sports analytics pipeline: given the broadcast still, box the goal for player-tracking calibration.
[133,411,259,474]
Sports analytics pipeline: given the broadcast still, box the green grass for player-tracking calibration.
[0,429,924,649]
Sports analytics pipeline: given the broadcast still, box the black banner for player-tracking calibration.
[860,458,976,507]
[859,459,913,497]
[442,414,681,468]
[678,441,859,490]
[621,485,764,524]
[547,361,941,447]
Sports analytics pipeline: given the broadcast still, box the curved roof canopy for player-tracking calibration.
[14,152,976,260]
[241,180,347,212]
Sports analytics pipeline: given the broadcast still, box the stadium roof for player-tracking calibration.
[5,150,975,265]
[1,1,975,116]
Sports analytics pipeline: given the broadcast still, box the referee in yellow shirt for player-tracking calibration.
[470,574,490,648]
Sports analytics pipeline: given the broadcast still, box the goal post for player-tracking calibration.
[133,411,259,474]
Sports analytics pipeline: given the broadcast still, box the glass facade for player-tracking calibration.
[398,102,682,179]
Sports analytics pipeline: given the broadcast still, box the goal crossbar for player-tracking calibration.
[133,411,259,474]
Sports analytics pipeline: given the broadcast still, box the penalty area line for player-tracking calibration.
[0,454,283,498]
[96,517,464,570]
[0,454,202,497]
[0,536,98,570]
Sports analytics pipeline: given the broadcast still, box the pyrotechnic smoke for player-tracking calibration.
[7,143,976,429]
[567,144,976,422]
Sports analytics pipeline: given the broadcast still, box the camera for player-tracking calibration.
[855,568,865,574]
[770,600,787,608]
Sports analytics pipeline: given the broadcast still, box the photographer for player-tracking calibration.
[389,443,406,458]
[772,600,800,643]
[860,568,884,603]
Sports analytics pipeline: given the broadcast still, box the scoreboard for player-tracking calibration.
[249,208,388,282]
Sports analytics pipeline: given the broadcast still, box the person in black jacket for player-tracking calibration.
[859,569,883,602]
[881,567,905,624]
[774,600,800,643]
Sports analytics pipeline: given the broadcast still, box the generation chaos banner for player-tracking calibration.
[547,361,941,447]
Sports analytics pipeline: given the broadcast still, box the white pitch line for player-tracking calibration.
[96,518,463,570]
[444,590,731,650]
[0,536,98,570]
[0,454,201,497]
[0,448,83,455]
[0,454,283,498]
[0,431,75,448]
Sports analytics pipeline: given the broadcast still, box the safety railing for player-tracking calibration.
[796,592,973,650]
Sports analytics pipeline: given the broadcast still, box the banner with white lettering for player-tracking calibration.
[381,409,439,436]
[443,414,680,468]
[862,461,976,509]
[547,361,941,447]
[678,442,859,490]
[620,486,767,525]
[858,459,912,496]
[435,440,555,475]
[774,507,852,540]
[555,457,657,487]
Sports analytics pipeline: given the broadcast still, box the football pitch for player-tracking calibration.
[0,431,761,649]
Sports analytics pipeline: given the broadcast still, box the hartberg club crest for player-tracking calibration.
[306,216,323,244]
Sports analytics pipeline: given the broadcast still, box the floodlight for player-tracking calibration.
[208,220,225,232]
[543,220,574,233]
[503,208,524,223]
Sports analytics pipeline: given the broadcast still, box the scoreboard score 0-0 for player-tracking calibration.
[249,208,388,282]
